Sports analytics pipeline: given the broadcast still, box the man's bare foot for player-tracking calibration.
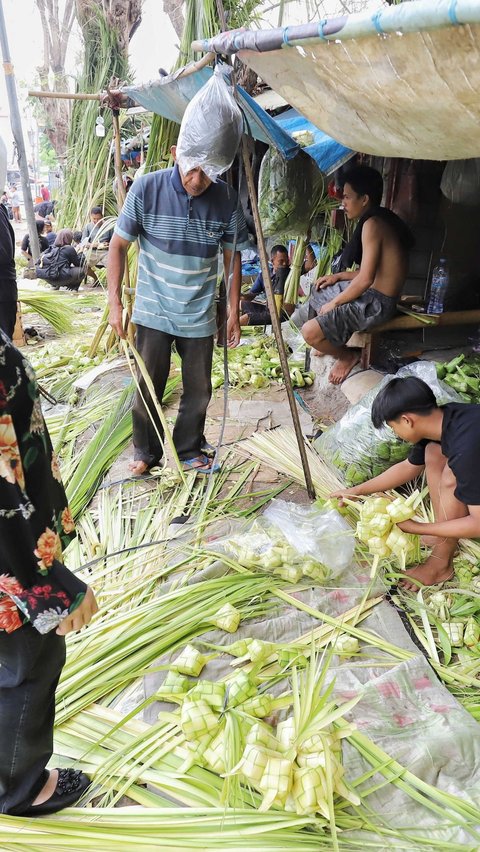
[128,460,151,475]
[328,350,360,384]
[400,555,454,591]
[32,770,58,805]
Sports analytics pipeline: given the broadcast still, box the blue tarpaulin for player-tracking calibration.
[123,66,351,175]
[275,108,352,175]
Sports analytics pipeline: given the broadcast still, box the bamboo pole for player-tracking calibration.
[27,90,101,101]
[241,136,315,500]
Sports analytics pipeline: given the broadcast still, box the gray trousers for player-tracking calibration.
[133,325,213,467]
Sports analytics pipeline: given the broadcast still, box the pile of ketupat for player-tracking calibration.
[210,337,314,390]
[241,426,480,700]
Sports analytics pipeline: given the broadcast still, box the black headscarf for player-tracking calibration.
[332,207,415,273]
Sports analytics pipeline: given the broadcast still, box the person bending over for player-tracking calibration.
[302,165,414,385]
[35,229,86,291]
[333,376,480,589]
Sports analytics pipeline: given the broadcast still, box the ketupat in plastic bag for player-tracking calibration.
[258,148,323,237]
[314,361,462,487]
[176,65,243,181]
[204,516,333,584]
[263,499,354,574]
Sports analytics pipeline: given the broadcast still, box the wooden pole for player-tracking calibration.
[241,136,315,500]
[27,52,217,104]
[27,90,101,101]
[112,110,135,343]
[112,111,126,208]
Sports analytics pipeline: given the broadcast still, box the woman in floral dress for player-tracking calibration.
[0,330,97,815]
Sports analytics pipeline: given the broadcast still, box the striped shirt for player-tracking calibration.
[115,165,250,337]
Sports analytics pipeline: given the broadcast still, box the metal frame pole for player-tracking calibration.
[0,0,40,260]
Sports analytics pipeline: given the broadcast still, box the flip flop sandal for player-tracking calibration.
[182,454,220,475]
[200,440,216,457]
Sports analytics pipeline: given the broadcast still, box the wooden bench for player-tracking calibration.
[354,310,480,370]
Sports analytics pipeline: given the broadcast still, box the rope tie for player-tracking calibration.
[448,0,459,25]
[371,10,385,34]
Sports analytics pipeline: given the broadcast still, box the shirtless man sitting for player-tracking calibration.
[302,165,414,385]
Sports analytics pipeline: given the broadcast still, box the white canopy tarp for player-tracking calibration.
[237,22,480,160]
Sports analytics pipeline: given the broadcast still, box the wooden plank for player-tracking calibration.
[373,310,480,334]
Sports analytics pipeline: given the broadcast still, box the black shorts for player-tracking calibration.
[310,281,398,348]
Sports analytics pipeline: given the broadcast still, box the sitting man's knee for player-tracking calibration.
[301,319,319,346]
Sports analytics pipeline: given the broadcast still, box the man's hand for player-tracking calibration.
[226,314,241,348]
[56,586,98,636]
[330,487,363,506]
[315,273,338,291]
[319,300,336,316]
[397,519,423,535]
[108,302,126,339]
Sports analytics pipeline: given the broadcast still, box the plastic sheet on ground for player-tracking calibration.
[137,510,480,847]
[338,653,480,848]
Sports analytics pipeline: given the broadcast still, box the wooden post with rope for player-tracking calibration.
[241,136,315,499]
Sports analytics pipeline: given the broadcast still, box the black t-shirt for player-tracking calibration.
[407,403,480,504]
[21,234,49,256]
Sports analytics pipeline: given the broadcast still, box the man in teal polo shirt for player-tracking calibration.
[107,146,249,475]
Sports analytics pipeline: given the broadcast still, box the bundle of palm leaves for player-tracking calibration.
[19,290,101,334]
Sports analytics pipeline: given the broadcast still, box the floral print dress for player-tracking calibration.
[0,331,86,634]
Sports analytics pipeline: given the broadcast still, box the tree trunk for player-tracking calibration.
[61,1,143,226]
[162,0,184,40]
[35,0,76,161]
[75,0,143,53]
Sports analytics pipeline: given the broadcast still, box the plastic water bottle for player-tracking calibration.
[427,258,449,314]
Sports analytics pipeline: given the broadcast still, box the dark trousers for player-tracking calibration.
[0,624,66,814]
[45,268,86,291]
[241,301,290,326]
[133,325,214,466]
[0,301,17,339]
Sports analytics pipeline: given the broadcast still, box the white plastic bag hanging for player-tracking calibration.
[176,65,243,182]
